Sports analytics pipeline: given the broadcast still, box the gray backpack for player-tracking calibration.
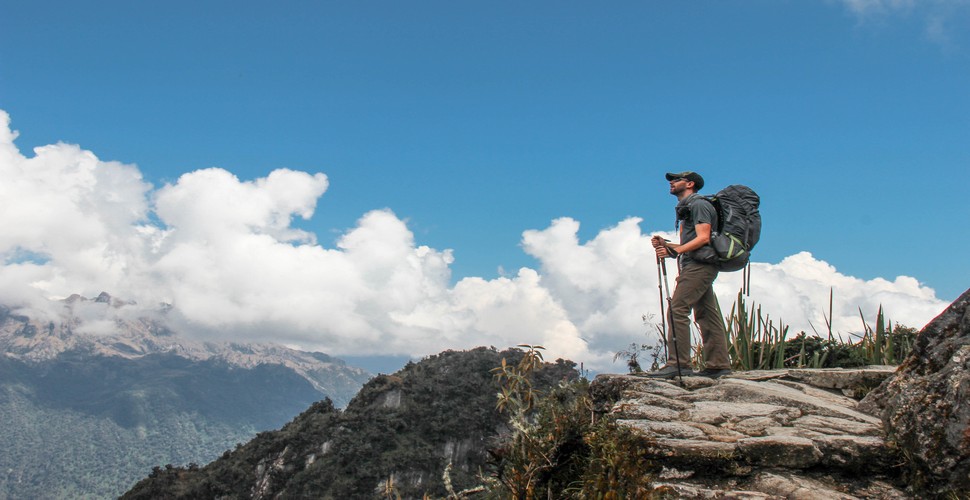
[705,185,761,272]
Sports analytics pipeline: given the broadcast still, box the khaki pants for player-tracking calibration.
[666,262,731,370]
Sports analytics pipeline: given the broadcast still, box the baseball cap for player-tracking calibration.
[665,171,704,191]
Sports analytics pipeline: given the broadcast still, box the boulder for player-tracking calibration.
[859,288,970,495]
[652,470,908,500]
[592,368,907,498]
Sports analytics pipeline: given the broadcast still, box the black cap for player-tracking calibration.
[665,171,704,191]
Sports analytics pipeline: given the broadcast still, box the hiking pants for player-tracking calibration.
[666,262,731,370]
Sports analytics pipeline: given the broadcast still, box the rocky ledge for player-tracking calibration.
[590,367,907,499]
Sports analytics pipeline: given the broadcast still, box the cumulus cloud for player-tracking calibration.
[0,109,952,371]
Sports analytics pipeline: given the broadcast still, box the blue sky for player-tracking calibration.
[1,1,967,370]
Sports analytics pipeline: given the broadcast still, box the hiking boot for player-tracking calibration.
[697,368,732,379]
[643,364,691,379]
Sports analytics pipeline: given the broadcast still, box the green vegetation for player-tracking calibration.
[725,289,917,370]
[0,383,260,499]
[483,345,659,499]
[619,289,918,373]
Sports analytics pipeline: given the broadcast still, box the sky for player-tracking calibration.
[1,1,967,372]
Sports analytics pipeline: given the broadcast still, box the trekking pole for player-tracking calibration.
[743,262,752,296]
[656,255,667,345]
[659,255,684,385]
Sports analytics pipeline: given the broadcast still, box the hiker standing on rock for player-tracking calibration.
[649,171,732,379]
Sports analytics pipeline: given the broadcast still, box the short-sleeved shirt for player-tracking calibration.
[676,193,718,267]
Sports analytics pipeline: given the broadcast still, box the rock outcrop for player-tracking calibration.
[590,368,907,499]
[860,287,970,496]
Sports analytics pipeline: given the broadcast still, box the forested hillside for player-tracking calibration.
[0,352,333,498]
[1,299,373,499]
[123,347,579,499]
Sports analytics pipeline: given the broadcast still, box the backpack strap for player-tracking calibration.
[675,195,716,232]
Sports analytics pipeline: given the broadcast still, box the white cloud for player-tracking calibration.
[154,167,327,244]
[836,0,970,45]
[0,109,952,371]
[840,0,917,16]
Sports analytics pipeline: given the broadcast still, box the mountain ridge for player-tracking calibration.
[0,293,374,499]
[0,293,370,402]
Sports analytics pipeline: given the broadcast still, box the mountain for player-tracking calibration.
[1,293,369,402]
[0,294,372,499]
[122,347,580,499]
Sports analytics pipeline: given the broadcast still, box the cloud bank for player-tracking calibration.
[0,110,950,370]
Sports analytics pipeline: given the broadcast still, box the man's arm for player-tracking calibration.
[654,223,712,258]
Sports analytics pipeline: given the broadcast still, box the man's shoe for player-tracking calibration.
[643,364,691,379]
[697,368,732,379]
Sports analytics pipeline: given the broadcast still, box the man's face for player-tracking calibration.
[669,178,692,195]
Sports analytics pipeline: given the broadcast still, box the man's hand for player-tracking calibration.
[652,236,674,258]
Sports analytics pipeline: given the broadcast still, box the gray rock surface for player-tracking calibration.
[590,367,906,499]
[860,287,970,496]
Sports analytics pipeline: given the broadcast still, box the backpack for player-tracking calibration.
[705,185,761,272]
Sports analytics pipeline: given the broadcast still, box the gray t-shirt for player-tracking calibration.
[676,193,718,267]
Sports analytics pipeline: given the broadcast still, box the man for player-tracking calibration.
[649,171,732,379]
